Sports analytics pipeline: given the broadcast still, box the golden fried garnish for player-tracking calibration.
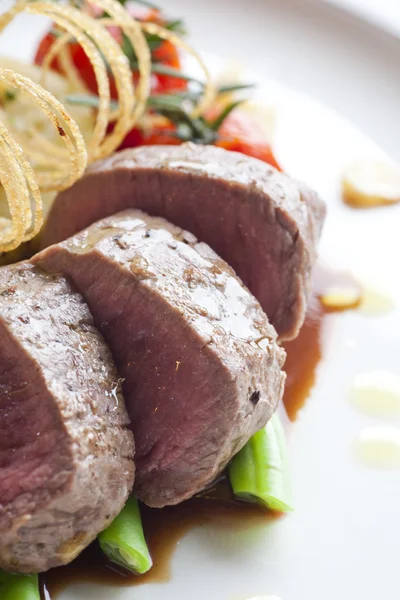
[0,0,215,256]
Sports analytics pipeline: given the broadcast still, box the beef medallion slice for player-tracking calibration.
[34,210,286,508]
[40,144,326,340]
[0,263,134,573]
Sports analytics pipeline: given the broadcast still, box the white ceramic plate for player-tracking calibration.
[1,2,400,600]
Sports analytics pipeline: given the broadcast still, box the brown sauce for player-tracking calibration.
[282,294,327,421]
[41,482,276,599]
[40,263,353,599]
[282,263,359,420]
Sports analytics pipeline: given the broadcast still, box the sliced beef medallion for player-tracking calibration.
[40,143,326,340]
[34,210,286,508]
[0,263,134,573]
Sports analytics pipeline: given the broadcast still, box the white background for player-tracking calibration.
[330,0,400,34]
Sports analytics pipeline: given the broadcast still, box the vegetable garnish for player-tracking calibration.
[342,159,400,208]
[0,0,149,254]
[229,415,294,513]
[0,0,233,257]
[0,1,281,250]
[0,116,42,253]
[98,497,153,575]
[0,572,40,600]
[0,66,87,192]
[35,3,280,159]
[8,0,149,161]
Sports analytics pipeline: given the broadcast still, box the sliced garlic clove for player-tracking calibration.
[319,286,361,311]
[342,159,400,208]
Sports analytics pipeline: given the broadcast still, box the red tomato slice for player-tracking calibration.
[34,7,187,98]
[35,33,102,95]
[117,110,281,171]
[214,109,282,170]
[117,122,180,150]
[153,42,187,93]
[34,21,280,169]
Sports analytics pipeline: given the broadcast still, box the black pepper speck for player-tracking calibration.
[250,390,260,405]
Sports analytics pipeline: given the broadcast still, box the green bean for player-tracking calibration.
[229,414,294,512]
[0,572,40,600]
[98,497,152,574]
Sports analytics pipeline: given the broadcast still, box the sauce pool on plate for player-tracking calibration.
[41,491,277,598]
[282,264,360,421]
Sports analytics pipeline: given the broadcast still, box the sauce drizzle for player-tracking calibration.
[282,263,351,420]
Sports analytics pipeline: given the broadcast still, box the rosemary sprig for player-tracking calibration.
[122,18,187,69]
[218,83,256,94]
[65,91,246,145]
[61,2,254,146]
[66,93,119,111]
[162,20,186,36]
[151,63,203,84]
[208,100,243,131]
[118,0,161,9]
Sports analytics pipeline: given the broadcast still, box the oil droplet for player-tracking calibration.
[355,426,400,469]
[357,286,395,316]
[349,370,400,418]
